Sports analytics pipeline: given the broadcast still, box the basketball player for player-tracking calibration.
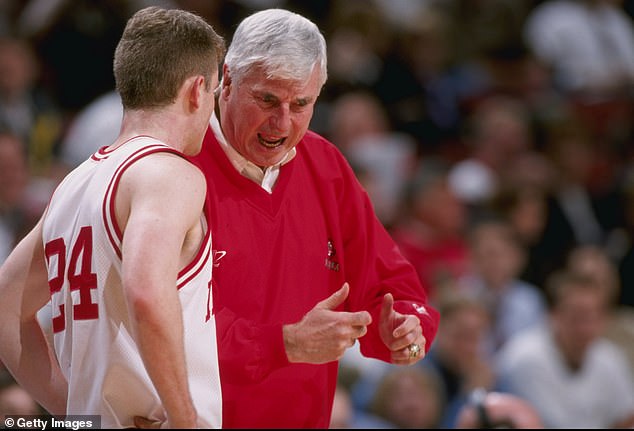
[0,6,224,428]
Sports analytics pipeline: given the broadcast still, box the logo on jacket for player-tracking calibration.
[325,239,340,272]
[412,303,429,316]
[213,250,226,267]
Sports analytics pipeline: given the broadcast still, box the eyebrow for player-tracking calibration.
[254,89,314,106]
[295,96,313,105]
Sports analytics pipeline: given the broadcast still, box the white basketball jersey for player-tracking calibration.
[41,136,221,428]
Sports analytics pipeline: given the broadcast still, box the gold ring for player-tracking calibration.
[407,343,421,359]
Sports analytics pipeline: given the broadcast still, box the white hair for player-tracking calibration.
[224,8,328,86]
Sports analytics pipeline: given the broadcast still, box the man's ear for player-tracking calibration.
[220,64,232,99]
[188,75,206,110]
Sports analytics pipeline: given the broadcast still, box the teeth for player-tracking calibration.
[258,134,285,148]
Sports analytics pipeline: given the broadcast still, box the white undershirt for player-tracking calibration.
[210,113,296,193]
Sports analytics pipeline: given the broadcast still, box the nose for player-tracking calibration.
[269,103,291,133]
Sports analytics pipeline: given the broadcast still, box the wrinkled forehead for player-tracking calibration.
[229,56,321,82]
[236,64,322,95]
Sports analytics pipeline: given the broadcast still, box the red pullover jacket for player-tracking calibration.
[191,126,440,428]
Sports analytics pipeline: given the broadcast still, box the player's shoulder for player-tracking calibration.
[123,146,205,190]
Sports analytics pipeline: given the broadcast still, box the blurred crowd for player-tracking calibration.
[1,0,634,428]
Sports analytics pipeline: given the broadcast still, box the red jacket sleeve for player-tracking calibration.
[329,147,440,362]
[213,303,290,384]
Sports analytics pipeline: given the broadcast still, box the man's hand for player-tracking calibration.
[379,293,426,364]
[283,283,372,364]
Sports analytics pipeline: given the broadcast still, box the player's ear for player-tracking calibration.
[187,75,206,110]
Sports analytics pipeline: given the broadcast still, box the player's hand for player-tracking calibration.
[283,282,371,364]
[133,416,196,429]
[378,293,426,365]
[134,416,162,429]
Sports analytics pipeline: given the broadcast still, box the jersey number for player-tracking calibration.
[45,226,99,333]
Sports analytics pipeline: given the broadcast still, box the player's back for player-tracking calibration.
[41,136,221,428]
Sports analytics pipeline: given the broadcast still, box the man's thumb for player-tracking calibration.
[317,282,349,310]
[380,292,394,326]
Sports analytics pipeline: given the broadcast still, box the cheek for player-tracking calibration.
[231,107,264,137]
[292,111,313,132]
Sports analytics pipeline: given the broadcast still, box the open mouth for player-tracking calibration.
[258,134,286,149]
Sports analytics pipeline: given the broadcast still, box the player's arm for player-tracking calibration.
[0,218,68,415]
[118,153,206,429]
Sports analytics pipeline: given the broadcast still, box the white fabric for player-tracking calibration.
[448,158,496,204]
[60,91,123,168]
[210,113,295,193]
[496,323,634,428]
[524,0,634,96]
[42,137,221,428]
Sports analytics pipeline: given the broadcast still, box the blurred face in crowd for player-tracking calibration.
[218,64,322,168]
[507,187,548,245]
[0,384,40,420]
[470,223,525,289]
[374,368,443,429]
[414,177,466,238]
[566,245,619,303]
[0,135,28,208]
[551,284,607,370]
[436,302,490,374]
[0,39,36,101]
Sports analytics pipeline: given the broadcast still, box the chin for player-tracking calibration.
[254,148,286,165]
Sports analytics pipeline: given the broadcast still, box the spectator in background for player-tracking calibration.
[322,1,389,96]
[57,90,122,170]
[618,167,634,307]
[534,116,624,283]
[524,0,634,165]
[496,270,634,428]
[455,388,544,429]
[328,90,418,227]
[390,158,470,301]
[330,384,355,429]
[457,216,547,352]
[488,181,552,289]
[15,0,130,114]
[565,244,634,376]
[0,133,31,264]
[0,375,42,421]
[329,383,393,429]
[524,0,634,100]
[369,366,445,429]
[420,294,502,428]
[371,2,480,156]
[0,36,63,176]
[448,95,533,220]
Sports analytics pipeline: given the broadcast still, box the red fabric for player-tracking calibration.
[390,227,471,301]
[191,127,440,428]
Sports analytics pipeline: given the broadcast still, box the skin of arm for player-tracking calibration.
[117,153,207,428]
[0,219,68,415]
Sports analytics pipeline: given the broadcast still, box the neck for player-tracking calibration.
[117,109,191,154]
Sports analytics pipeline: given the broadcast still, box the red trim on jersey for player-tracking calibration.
[177,230,212,290]
[102,139,184,259]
